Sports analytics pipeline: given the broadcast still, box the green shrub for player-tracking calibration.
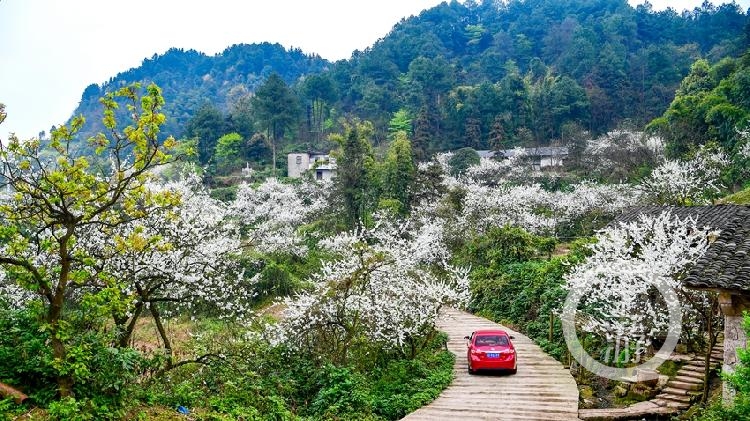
[133,321,453,420]
[310,366,372,417]
[463,229,593,363]
[0,304,148,418]
[448,147,480,176]
[0,306,57,403]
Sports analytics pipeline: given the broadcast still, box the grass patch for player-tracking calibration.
[657,360,683,377]
[718,187,750,204]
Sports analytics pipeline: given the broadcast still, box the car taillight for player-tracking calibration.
[471,348,481,355]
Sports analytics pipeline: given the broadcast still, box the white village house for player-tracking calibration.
[287,152,336,180]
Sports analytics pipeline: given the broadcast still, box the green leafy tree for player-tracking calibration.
[412,107,433,161]
[448,147,480,175]
[331,120,376,229]
[388,109,413,138]
[252,73,300,176]
[382,132,416,214]
[302,73,338,143]
[648,54,750,190]
[0,83,176,397]
[227,85,255,139]
[214,132,244,174]
[464,117,482,149]
[488,114,507,150]
[185,103,228,165]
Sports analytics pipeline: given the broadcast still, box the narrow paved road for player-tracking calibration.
[403,309,580,421]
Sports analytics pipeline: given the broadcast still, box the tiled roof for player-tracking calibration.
[611,205,750,231]
[612,205,750,293]
[499,146,569,158]
[684,207,750,292]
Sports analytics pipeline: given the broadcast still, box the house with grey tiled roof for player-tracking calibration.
[682,206,750,402]
[499,146,568,170]
[477,147,568,170]
[613,205,750,402]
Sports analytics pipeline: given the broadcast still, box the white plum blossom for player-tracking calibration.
[278,214,470,355]
[413,152,644,239]
[463,153,531,186]
[232,178,330,256]
[641,145,728,205]
[432,178,642,237]
[580,130,662,178]
[564,211,715,346]
[433,152,454,175]
[549,181,645,228]
[740,142,750,159]
[0,268,36,308]
[84,174,252,349]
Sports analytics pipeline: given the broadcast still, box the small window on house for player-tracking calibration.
[296,156,302,165]
[316,170,323,180]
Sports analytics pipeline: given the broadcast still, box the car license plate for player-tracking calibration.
[487,353,499,358]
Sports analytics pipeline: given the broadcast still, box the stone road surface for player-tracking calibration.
[402,308,580,421]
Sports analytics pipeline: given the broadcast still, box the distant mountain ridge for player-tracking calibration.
[68,0,750,157]
[72,42,330,141]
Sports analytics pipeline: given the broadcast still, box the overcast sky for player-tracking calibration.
[1,0,749,140]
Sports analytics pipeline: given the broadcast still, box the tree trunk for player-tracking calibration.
[150,303,174,368]
[269,126,277,178]
[117,301,144,348]
[49,231,74,398]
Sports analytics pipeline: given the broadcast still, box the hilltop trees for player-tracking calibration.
[66,1,750,162]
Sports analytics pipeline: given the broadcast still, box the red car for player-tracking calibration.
[465,329,517,374]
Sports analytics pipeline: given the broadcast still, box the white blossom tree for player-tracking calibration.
[84,174,250,368]
[640,145,728,205]
[564,211,720,390]
[415,152,644,240]
[277,214,469,360]
[231,178,330,257]
[579,130,662,179]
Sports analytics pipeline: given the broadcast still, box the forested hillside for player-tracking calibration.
[333,0,747,149]
[67,0,749,171]
[71,43,330,141]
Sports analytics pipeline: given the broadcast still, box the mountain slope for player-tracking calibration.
[71,42,330,141]
[67,0,749,158]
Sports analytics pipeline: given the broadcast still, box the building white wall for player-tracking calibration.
[288,153,310,178]
[288,153,337,180]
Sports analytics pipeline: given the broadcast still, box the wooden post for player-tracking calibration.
[0,382,28,404]
[549,312,554,343]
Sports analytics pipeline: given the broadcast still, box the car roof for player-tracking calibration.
[473,329,510,336]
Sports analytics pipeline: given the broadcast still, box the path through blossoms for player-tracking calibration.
[402,309,580,420]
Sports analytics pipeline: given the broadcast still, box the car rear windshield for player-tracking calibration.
[475,335,509,346]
